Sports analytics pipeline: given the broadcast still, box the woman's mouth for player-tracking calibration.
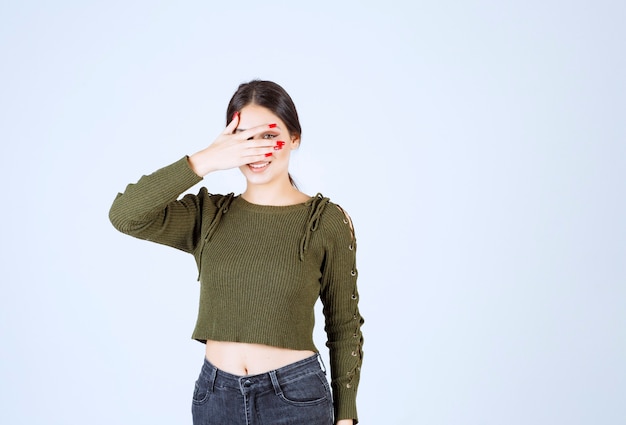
[248,161,270,172]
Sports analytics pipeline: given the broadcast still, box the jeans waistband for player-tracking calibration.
[199,354,323,394]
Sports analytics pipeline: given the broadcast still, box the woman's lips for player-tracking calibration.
[248,161,270,172]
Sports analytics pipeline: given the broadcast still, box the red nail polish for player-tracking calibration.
[264,152,273,157]
[273,145,283,151]
[268,123,278,128]
[276,140,285,147]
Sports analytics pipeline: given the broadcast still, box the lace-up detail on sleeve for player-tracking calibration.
[299,193,330,260]
[318,200,364,422]
[337,205,363,392]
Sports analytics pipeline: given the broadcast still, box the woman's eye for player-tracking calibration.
[263,133,276,139]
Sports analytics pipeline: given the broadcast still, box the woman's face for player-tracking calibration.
[235,103,299,187]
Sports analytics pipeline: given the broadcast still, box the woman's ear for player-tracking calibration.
[290,134,301,149]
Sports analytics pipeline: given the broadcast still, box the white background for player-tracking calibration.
[1,1,624,424]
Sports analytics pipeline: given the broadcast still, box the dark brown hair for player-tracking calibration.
[226,80,301,187]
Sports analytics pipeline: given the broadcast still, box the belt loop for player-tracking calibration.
[317,353,327,374]
[207,363,217,393]
[269,370,282,396]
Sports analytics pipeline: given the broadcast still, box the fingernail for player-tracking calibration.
[264,152,273,157]
[268,123,278,128]
[273,145,283,151]
[276,140,285,147]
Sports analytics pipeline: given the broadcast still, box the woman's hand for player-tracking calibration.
[336,420,354,425]
[187,112,282,177]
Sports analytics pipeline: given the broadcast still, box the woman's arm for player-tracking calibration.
[319,204,364,424]
[108,156,205,252]
[109,113,282,250]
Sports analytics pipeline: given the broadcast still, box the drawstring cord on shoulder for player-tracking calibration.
[198,192,328,279]
[299,193,330,261]
[205,193,235,243]
[197,193,235,280]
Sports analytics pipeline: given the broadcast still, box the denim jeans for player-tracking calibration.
[191,354,334,425]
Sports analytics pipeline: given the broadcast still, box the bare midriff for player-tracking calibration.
[205,340,316,376]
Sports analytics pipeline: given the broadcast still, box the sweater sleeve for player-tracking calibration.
[319,204,364,424]
[108,156,205,253]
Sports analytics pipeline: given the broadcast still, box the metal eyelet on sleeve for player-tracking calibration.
[332,203,363,392]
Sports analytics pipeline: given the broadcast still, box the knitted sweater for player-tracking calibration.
[108,157,364,422]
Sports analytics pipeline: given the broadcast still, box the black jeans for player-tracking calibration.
[192,354,334,425]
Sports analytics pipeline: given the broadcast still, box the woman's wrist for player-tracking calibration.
[187,150,215,177]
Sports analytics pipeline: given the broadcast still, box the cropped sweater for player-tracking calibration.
[108,157,364,422]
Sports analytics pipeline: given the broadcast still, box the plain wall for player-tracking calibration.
[1,1,624,424]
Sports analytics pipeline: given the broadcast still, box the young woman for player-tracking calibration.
[109,80,364,424]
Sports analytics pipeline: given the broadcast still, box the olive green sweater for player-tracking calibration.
[109,157,363,422]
